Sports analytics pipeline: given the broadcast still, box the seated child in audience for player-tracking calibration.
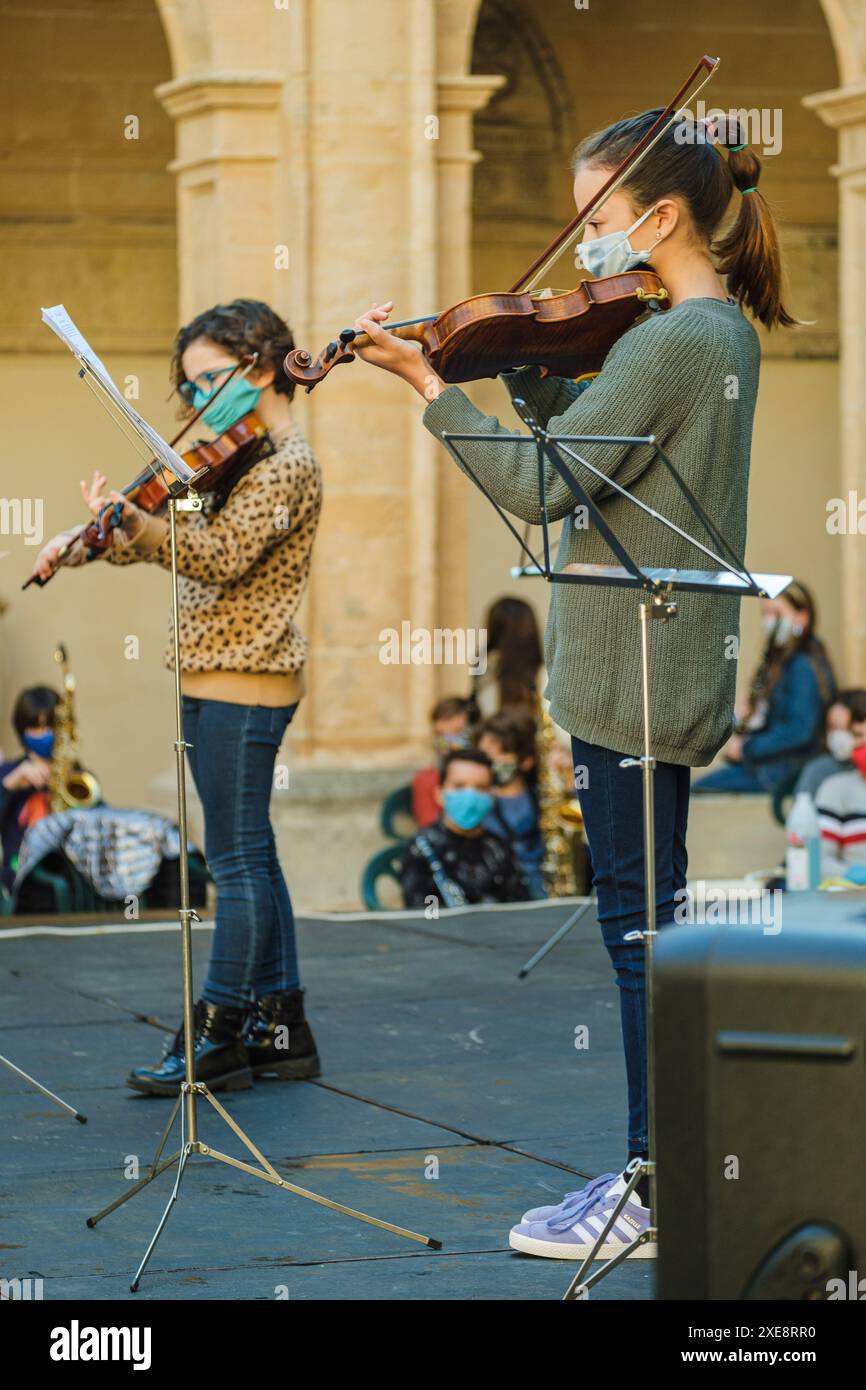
[401,748,530,909]
[795,688,866,799]
[411,695,471,829]
[693,581,835,795]
[816,713,866,881]
[0,686,59,888]
[477,709,546,899]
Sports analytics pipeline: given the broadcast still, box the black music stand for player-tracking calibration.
[438,400,790,1300]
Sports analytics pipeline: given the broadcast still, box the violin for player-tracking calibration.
[285,270,670,389]
[284,55,719,394]
[24,362,273,590]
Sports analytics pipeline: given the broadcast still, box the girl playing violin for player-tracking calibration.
[32,299,322,1095]
[348,111,796,1260]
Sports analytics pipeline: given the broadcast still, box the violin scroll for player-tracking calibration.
[284,344,356,391]
[285,323,387,392]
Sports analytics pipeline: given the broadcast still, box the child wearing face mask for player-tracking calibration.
[400,748,530,909]
[347,102,801,1254]
[477,710,546,899]
[0,686,61,889]
[693,580,836,796]
[794,689,866,799]
[815,704,866,881]
[411,696,472,830]
[32,298,322,1097]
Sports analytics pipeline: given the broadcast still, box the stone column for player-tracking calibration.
[152,2,506,764]
[155,73,284,319]
[804,79,866,681]
[434,74,506,640]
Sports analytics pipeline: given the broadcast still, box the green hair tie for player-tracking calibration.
[741,186,758,195]
[729,142,748,152]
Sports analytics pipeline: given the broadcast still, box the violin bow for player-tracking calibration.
[511,55,721,295]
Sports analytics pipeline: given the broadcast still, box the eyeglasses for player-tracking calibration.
[177,364,237,406]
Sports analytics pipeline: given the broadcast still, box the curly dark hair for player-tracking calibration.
[171,299,296,405]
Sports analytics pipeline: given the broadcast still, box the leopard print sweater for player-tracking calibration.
[105,418,321,702]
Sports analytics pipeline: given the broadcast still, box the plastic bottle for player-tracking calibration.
[785,791,821,891]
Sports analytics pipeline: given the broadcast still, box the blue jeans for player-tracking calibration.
[182,696,300,1007]
[572,736,690,1155]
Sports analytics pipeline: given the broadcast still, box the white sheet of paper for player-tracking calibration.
[41,305,194,484]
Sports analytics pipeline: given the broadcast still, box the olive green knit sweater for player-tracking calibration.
[423,298,761,767]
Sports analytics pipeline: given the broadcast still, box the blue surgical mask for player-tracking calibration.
[443,787,494,831]
[576,206,658,279]
[23,730,54,758]
[192,374,262,435]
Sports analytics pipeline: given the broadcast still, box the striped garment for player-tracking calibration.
[815,769,866,879]
[14,807,183,901]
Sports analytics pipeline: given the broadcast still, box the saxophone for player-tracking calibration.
[49,644,101,812]
[536,696,584,897]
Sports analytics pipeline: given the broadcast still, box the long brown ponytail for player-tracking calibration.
[573,110,797,330]
[712,138,796,328]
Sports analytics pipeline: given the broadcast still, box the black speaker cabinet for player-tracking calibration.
[655,922,866,1300]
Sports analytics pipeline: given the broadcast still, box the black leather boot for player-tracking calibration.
[245,988,321,1079]
[127,999,253,1096]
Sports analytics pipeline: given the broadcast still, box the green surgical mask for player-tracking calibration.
[192,374,262,435]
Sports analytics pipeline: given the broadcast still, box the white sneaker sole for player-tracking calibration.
[509,1228,657,1260]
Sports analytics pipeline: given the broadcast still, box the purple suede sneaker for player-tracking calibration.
[520,1171,617,1224]
[509,1174,656,1260]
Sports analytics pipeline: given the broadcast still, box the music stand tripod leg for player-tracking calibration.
[129,1106,191,1289]
[517,899,593,979]
[130,1140,192,1294]
[0,1052,87,1123]
[87,1091,183,1228]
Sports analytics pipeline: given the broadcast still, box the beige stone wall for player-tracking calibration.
[0,0,178,802]
[0,0,177,352]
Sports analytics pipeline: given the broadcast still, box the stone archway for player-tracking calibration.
[436,0,486,76]
[818,0,866,85]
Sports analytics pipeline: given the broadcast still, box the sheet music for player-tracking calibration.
[41,305,194,484]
